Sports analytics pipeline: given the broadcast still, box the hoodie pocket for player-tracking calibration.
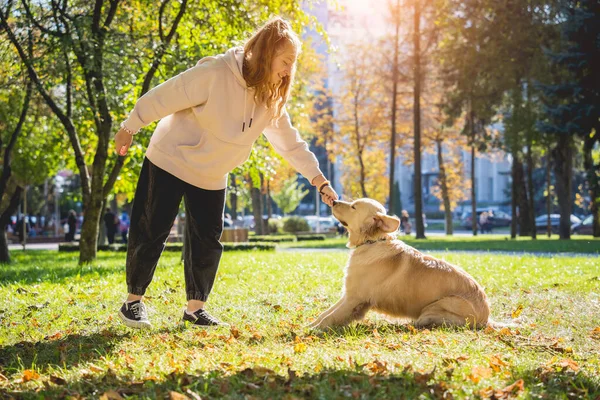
[177,129,252,178]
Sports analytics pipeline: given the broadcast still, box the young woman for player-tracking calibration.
[114,17,338,328]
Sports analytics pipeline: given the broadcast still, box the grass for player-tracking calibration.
[1,248,599,399]
[280,234,600,254]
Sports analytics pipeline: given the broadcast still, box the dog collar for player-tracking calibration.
[355,238,390,248]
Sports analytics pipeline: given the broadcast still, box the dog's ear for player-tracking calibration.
[374,213,400,233]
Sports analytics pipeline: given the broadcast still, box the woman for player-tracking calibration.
[114,17,338,328]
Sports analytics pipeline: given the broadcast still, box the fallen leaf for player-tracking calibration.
[365,359,388,374]
[22,369,40,382]
[294,342,307,353]
[490,379,525,399]
[168,391,190,400]
[468,366,492,383]
[99,390,123,400]
[185,389,202,400]
[511,304,524,319]
[88,364,103,373]
[556,358,579,372]
[230,326,241,339]
[489,354,508,372]
[498,327,512,336]
[413,367,435,385]
[49,375,67,385]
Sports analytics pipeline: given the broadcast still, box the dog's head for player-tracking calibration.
[332,198,400,248]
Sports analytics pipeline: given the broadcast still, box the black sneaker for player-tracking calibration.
[118,300,151,329]
[182,309,227,327]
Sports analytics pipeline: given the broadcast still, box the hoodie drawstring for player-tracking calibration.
[243,89,247,132]
[242,88,256,132]
[250,101,255,128]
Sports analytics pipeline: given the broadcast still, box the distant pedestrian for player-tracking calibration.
[400,210,411,235]
[479,211,489,234]
[120,212,130,244]
[104,208,118,244]
[65,210,77,242]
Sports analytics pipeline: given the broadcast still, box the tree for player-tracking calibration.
[1,1,315,262]
[539,0,600,238]
[0,33,32,261]
[271,177,309,215]
[330,44,389,203]
[422,100,469,235]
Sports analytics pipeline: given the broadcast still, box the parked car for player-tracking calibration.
[571,215,594,235]
[304,216,338,233]
[534,214,581,233]
[461,209,511,229]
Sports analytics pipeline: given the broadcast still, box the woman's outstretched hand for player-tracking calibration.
[320,185,338,207]
[114,127,134,156]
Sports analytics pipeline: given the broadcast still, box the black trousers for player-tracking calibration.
[126,158,225,301]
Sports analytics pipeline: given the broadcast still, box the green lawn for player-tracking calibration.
[1,249,599,399]
[281,234,600,254]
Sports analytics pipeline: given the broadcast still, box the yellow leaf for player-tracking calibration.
[468,366,493,383]
[511,304,524,319]
[294,342,307,353]
[168,391,190,400]
[488,354,508,372]
[22,369,40,382]
[498,327,512,336]
[89,364,103,373]
[99,390,124,400]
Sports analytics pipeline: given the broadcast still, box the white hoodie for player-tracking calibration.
[123,47,322,190]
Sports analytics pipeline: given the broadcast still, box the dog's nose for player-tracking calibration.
[332,200,339,206]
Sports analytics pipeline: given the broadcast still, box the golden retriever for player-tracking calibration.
[309,198,491,330]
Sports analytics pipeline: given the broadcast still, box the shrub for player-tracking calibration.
[295,234,326,241]
[268,218,283,234]
[282,216,310,233]
[249,235,296,243]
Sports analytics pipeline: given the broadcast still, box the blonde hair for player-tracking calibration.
[243,17,302,121]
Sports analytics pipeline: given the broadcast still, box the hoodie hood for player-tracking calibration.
[220,47,248,88]
[215,47,256,132]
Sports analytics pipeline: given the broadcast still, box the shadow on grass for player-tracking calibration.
[284,236,600,254]
[403,237,600,254]
[0,330,127,373]
[0,366,449,399]
[2,364,599,399]
[1,251,124,285]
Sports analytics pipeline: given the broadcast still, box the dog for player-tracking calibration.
[309,198,491,330]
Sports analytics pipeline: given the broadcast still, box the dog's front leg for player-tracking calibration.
[311,298,370,330]
[308,296,346,328]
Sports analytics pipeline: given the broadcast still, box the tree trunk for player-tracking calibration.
[436,140,453,235]
[0,186,23,264]
[230,174,238,220]
[525,142,536,239]
[545,149,552,237]
[251,186,263,235]
[510,152,518,239]
[583,131,600,237]
[388,0,401,214]
[413,0,425,239]
[266,181,273,219]
[552,135,573,239]
[471,144,477,236]
[516,159,531,236]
